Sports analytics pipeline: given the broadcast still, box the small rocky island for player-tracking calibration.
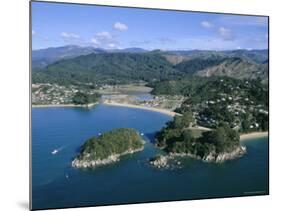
[72,128,145,168]
[151,112,246,168]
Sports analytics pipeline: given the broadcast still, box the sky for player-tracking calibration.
[31,1,268,50]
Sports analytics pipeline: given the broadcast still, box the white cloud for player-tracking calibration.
[96,31,112,40]
[90,38,99,45]
[218,27,235,41]
[201,21,213,28]
[90,31,119,49]
[32,30,35,35]
[61,32,80,39]
[113,22,128,31]
[60,32,82,45]
[108,43,116,48]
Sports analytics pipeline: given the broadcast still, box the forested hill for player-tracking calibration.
[32,45,105,69]
[195,57,268,82]
[33,53,181,84]
[32,47,268,85]
[174,58,226,75]
[163,49,268,64]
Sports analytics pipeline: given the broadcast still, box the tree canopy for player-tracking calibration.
[72,92,100,105]
[77,128,144,160]
[156,113,241,158]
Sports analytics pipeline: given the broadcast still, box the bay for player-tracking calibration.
[32,104,269,210]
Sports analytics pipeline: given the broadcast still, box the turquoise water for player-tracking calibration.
[32,105,269,210]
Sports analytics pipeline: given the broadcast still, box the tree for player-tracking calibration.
[72,92,89,105]
[182,112,194,127]
[168,111,194,129]
[72,92,100,105]
[77,128,144,162]
[196,122,239,154]
[241,119,251,132]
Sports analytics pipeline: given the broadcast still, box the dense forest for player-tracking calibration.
[32,48,268,85]
[33,53,181,85]
[174,58,225,75]
[72,92,100,105]
[155,111,242,159]
[76,128,144,161]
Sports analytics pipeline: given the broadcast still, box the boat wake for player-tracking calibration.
[51,146,65,155]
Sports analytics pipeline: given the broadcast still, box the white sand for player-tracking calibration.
[33,101,268,142]
[103,101,181,117]
[240,132,268,141]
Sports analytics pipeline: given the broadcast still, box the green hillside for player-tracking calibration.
[33,53,180,85]
[32,48,268,85]
[195,57,268,82]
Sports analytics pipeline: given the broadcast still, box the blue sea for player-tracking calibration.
[32,104,269,210]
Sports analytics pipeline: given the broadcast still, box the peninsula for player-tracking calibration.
[150,112,247,168]
[72,128,145,168]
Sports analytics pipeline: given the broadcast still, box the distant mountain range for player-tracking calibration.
[32,45,268,84]
[32,45,147,69]
[32,45,106,69]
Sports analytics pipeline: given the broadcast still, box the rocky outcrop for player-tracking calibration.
[72,147,144,169]
[149,155,169,168]
[203,146,246,162]
[149,154,182,169]
[149,146,246,169]
[172,146,246,163]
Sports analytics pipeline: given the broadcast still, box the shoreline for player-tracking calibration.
[72,146,144,169]
[32,102,98,108]
[240,131,268,141]
[103,100,181,117]
[32,101,268,141]
[150,145,247,168]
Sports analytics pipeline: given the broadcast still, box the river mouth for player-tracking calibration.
[32,105,269,210]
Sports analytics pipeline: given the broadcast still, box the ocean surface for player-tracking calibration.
[32,104,269,210]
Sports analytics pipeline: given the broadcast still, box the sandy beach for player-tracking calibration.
[240,132,268,141]
[33,101,268,141]
[103,101,269,141]
[32,102,98,108]
[103,100,181,117]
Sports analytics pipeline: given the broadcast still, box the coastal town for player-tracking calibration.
[32,83,184,110]
[32,78,268,134]
[32,77,269,170]
[32,76,268,134]
[32,83,88,105]
[193,79,268,132]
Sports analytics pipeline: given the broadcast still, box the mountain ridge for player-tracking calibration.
[32,46,268,84]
